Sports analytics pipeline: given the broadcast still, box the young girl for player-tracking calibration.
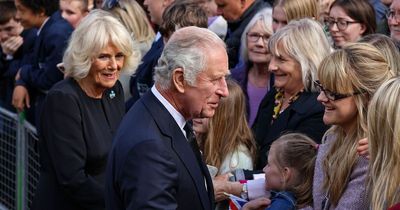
[243,133,318,210]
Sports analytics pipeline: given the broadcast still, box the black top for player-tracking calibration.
[252,88,329,169]
[32,78,125,210]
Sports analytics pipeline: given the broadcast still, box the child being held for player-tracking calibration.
[242,133,318,210]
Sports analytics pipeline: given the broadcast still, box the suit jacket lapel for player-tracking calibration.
[141,91,213,209]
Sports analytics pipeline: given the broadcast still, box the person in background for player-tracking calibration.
[243,133,318,210]
[0,0,36,115]
[193,79,256,209]
[102,0,155,101]
[59,0,89,28]
[127,2,208,108]
[32,10,140,210]
[367,77,400,210]
[12,0,73,127]
[231,8,273,126]
[103,0,154,57]
[359,33,400,74]
[213,19,330,205]
[215,0,270,69]
[252,18,330,170]
[272,0,319,32]
[312,43,395,210]
[325,0,376,48]
[387,0,400,45]
[106,26,229,210]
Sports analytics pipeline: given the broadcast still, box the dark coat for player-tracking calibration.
[32,78,125,210]
[16,11,73,126]
[127,37,164,109]
[106,90,215,210]
[252,88,329,169]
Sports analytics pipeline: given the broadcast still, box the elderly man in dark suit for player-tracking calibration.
[106,26,230,210]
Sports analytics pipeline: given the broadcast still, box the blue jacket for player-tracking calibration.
[267,191,296,210]
[127,37,164,109]
[0,28,37,113]
[16,11,73,125]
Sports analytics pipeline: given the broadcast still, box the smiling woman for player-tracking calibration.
[252,18,331,169]
[32,10,140,210]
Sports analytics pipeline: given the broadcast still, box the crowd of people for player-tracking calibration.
[0,0,400,209]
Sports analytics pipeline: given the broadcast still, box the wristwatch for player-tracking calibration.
[240,183,248,200]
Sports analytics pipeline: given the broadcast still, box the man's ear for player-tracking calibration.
[172,68,185,93]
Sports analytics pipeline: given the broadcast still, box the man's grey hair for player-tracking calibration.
[154,26,226,90]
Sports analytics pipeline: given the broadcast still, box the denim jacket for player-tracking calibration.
[266,191,296,210]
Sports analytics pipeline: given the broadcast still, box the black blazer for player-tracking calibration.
[33,79,125,210]
[106,91,215,210]
[252,88,329,169]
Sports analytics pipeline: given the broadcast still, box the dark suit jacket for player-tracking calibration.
[106,91,215,210]
[16,11,73,126]
[0,28,36,114]
[33,79,125,210]
[252,88,329,169]
[127,37,164,109]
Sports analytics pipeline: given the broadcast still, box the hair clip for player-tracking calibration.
[109,90,116,99]
[103,0,119,9]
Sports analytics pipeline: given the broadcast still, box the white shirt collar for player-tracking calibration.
[37,17,50,36]
[151,85,187,135]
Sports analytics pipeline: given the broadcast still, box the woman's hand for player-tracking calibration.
[357,138,369,159]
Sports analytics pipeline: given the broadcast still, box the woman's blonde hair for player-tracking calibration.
[272,133,318,208]
[274,0,319,22]
[359,34,400,75]
[268,18,331,92]
[201,79,257,173]
[63,10,140,79]
[105,0,155,45]
[368,77,400,210]
[318,43,395,206]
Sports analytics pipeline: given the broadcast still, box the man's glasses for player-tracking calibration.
[246,32,270,44]
[386,10,400,22]
[325,18,359,31]
[313,80,361,101]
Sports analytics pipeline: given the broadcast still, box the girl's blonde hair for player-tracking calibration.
[368,77,400,210]
[271,133,318,208]
[201,79,257,173]
[318,43,395,206]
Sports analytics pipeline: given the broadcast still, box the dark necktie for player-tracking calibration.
[183,122,200,156]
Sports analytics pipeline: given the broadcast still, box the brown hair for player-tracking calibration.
[0,1,17,25]
[159,2,208,39]
[201,79,257,173]
[330,0,376,35]
[272,133,318,208]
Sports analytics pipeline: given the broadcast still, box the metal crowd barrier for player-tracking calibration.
[0,107,40,210]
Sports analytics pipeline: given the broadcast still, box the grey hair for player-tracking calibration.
[240,7,273,64]
[63,9,140,80]
[154,26,226,90]
[268,18,331,92]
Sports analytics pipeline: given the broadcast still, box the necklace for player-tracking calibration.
[271,88,304,122]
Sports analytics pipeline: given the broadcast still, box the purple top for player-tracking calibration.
[247,81,269,126]
[309,134,369,210]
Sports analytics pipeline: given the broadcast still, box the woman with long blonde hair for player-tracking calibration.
[368,77,400,210]
[312,43,395,209]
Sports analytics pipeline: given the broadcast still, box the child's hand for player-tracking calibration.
[357,138,369,159]
[242,197,271,210]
